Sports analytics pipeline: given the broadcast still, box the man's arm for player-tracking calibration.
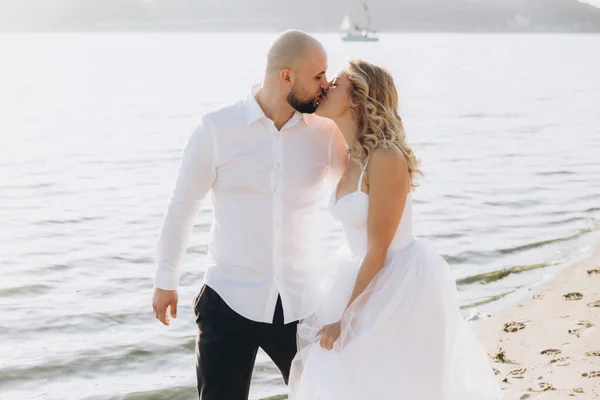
[152,117,216,325]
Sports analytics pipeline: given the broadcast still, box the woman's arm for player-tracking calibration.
[318,146,410,350]
[345,146,411,309]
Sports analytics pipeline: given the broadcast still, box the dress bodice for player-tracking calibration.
[328,161,413,257]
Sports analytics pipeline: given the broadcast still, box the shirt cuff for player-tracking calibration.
[153,268,180,290]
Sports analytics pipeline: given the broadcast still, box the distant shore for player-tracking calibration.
[473,244,600,399]
[2,28,600,34]
[3,0,600,34]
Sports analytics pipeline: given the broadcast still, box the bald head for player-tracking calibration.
[261,30,328,115]
[267,30,326,73]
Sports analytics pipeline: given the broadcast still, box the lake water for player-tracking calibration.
[1,32,599,399]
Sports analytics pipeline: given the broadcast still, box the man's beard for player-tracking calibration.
[287,87,319,114]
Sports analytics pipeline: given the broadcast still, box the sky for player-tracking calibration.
[580,0,600,6]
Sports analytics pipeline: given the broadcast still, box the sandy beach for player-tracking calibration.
[474,246,600,399]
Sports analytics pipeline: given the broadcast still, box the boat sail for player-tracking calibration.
[341,14,352,31]
[341,2,379,42]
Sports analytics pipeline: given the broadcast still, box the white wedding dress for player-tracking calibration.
[289,162,503,399]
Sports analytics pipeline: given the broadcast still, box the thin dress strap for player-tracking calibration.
[357,160,369,192]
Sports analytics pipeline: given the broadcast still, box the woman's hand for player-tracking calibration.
[317,321,341,350]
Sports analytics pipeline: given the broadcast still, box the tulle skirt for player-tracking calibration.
[289,239,503,399]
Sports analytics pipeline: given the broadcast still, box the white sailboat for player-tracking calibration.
[341,2,379,42]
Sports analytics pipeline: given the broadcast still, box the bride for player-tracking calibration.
[288,60,502,399]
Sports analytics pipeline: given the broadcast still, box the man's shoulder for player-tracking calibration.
[200,100,246,126]
[189,101,246,144]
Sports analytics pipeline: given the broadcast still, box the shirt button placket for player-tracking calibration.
[273,129,283,286]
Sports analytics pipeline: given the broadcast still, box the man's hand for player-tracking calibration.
[317,321,341,350]
[152,288,178,326]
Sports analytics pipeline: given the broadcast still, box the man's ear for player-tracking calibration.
[280,68,293,88]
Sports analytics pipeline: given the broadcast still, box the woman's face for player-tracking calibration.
[315,71,353,120]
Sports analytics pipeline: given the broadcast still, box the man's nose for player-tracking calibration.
[320,76,329,90]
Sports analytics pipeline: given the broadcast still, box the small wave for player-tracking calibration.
[0,341,195,386]
[544,216,585,227]
[46,263,70,271]
[1,182,55,190]
[495,226,600,256]
[445,226,599,268]
[577,193,600,202]
[443,255,469,264]
[179,271,205,287]
[412,141,435,148]
[107,276,150,290]
[535,170,576,176]
[37,216,102,226]
[460,288,521,310]
[482,199,540,208]
[513,123,560,134]
[456,263,547,285]
[0,284,53,297]
[457,113,523,119]
[26,311,153,334]
[192,221,212,229]
[109,255,154,265]
[429,232,463,240]
[186,244,207,255]
[442,194,469,200]
[98,385,198,400]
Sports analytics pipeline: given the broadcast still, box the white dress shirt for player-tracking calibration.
[154,85,347,324]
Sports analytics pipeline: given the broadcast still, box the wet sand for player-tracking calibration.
[474,246,600,399]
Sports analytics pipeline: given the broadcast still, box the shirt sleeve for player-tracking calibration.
[153,117,216,290]
[328,124,348,178]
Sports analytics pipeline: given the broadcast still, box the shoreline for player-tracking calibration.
[473,244,600,399]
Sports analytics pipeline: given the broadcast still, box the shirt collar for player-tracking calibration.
[245,84,308,127]
[244,84,266,125]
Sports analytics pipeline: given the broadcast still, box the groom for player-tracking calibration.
[151,30,347,399]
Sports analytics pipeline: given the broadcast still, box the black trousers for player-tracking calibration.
[193,284,298,400]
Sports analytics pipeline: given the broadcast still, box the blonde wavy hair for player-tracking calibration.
[346,59,422,188]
